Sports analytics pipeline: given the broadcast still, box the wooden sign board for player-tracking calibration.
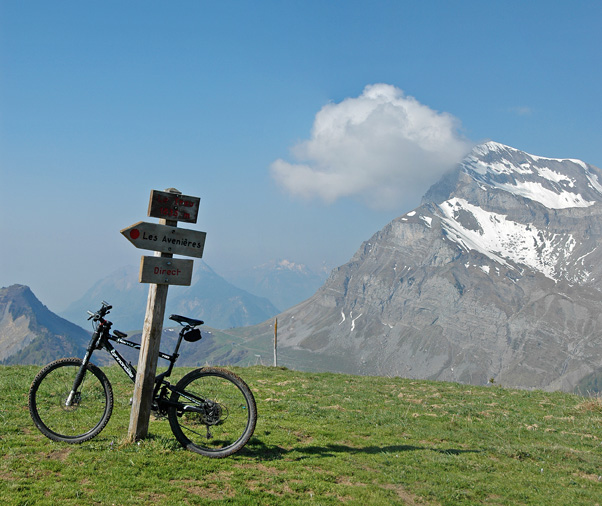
[148,190,200,224]
[139,256,194,286]
[121,221,206,258]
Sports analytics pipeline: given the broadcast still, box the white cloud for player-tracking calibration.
[270,84,473,209]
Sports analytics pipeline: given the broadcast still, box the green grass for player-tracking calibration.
[1,364,601,505]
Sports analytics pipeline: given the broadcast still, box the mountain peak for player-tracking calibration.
[471,141,589,166]
[473,140,512,154]
[255,259,309,273]
[0,285,90,364]
[421,142,602,284]
[0,284,45,317]
[454,142,602,210]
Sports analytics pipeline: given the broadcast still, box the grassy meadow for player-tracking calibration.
[1,364,601,505]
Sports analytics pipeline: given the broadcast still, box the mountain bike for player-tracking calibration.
[28,301,257,458]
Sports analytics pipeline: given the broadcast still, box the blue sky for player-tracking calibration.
[1,1,601,312]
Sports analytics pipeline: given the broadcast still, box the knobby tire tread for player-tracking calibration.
[168,367,257,458]
[28,357,114,444]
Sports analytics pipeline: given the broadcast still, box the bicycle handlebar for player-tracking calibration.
[87,303,203,333]
[88,301,112,321]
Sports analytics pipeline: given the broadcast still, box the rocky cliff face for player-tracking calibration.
[254,142,602,391]
[0,285,91,364]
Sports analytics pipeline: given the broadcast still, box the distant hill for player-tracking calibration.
[0,284,91,365]
[60,261,279,331]
[226,259,328,311]
[0,283,265,368]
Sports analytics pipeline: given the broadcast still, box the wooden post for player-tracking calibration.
[122,186,203,443]
[273,318,278,367]
[127,215,177,442]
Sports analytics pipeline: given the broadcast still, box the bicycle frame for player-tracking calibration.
[104,330,181,383]
[66,315,189,410]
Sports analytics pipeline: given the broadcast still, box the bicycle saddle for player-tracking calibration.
[169,314,204,326]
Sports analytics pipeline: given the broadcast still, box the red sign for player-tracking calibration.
[139,256,194,286]
[148,190,201,224]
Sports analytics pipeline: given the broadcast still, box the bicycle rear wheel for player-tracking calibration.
[168,367,257,458]
[28,357,113,443]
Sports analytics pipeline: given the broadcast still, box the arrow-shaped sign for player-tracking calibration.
[120,221,206,258]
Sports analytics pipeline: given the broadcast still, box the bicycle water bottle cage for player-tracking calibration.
[183,328,202,342]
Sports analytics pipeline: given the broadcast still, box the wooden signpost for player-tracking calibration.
[123,188,205,442]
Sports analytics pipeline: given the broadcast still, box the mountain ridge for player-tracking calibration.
[235,141,602,392]
[60,261,280,331]
[225,259,328,311]
[0,284,91,365]
[0,258,325,365]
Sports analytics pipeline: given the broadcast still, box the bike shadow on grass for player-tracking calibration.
[240,439,482,461]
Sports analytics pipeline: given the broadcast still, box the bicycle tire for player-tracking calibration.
[28,357,114,444]
[168,367,257,458]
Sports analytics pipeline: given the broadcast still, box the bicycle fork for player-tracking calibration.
[65,349,94,407]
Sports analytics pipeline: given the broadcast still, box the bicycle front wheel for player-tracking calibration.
[28,357,113,443]
[168,367,257,458]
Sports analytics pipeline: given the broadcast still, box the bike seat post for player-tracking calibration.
[173,325,189,355]
[163,325,188,377]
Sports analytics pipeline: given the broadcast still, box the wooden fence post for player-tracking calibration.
[273,318,278,367]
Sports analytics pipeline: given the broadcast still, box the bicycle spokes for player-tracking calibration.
[28,358,114,443]
[168,367,257,457]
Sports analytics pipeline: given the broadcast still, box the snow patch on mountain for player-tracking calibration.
[261,259,310,273]
[438,198,578,281]
[463,141,601,209]
[350,312,362,331]
[495,180,595,209]
[586,170,602,194]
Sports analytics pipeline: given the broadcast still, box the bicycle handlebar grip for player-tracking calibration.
[87,302,112,321]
